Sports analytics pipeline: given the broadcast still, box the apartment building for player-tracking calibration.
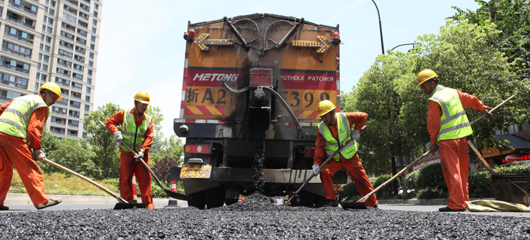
[0,0,101,139]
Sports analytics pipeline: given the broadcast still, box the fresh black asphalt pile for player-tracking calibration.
[2,194,530,239]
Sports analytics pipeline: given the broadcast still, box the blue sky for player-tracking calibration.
[94,0,480,139]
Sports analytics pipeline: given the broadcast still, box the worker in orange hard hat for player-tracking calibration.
[106,91,155,209]
[0,82,63,210]
[417,69,492,212]
[313,100,378,207]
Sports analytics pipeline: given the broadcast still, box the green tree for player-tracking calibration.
[44,139,97,177]
[346,51,422,174]
[451,0,530,80]
[84,103,121,179]
[145,106,165,154]
[41,128,60,154]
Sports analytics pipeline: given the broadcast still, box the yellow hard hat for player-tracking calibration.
[134,91,151,104]
[317,100,336,117]
[417,69,438,87]
[39,82,62,101]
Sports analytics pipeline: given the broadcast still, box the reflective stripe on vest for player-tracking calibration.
[429,86,473,142]
[120,109,151,152]
[318,113,358,162]
[0,95,48,140]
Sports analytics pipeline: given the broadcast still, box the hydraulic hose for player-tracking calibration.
[221,82,304,138]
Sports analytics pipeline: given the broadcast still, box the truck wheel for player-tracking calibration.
[188,191,206,209]
[206,186,225,209]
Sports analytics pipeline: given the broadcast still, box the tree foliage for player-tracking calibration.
[451,0,530,80]
[84,103,121,179]
[44,139,97,177]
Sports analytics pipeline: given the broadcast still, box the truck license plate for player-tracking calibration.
[180,164,212,179]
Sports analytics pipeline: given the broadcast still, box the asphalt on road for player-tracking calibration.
[2,194,530,239]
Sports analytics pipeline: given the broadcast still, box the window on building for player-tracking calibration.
[72,82,82,90]
[2,41,32,59]
[88,61,93,67]
[85,95,90,102]
[87,78,92,84]
[1,72,28,89]
[0,89,23,101]
[89,52,94,59]
[86,86,91,93]
[84,104,90,111]
[70,100,81,108]
[69,119,79,127]
[0,56,30,73]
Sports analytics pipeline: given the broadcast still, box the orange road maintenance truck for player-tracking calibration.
[172,13,346,208]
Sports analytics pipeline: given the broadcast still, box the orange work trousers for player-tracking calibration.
[119,152,154,208]
[439,137,470,210]
[320,153,378,207]
[0,132,49,207]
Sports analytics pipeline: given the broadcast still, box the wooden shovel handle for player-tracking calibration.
[43,158,128,203]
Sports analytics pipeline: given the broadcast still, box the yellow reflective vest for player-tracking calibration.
[318,113,358,162]
[120,109,152,152]
[0,95,48,140]
[429,85,473,142]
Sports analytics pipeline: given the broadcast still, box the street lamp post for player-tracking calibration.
[391,43,415,51]
[372,0,385,55]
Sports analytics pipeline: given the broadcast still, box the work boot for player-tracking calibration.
[36,199,62,210]
[438,206,465,212]
[323,199,338,207]
[0,205,8,210]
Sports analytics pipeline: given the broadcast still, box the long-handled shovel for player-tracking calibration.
[99,121,190,201]
[467,140,529,197]
[284,138,356,206]
[43,158,147,209]
[347,94,517,209]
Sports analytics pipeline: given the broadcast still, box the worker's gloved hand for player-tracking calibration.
[113,131,123,143]
[312,165,320,175]
[33,149,46,162]
[134,149,144,161]
[351,130,360,140]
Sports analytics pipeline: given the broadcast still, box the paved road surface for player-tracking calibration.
[2,193,529,218]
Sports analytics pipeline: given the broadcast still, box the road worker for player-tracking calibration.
[106,91,155,209]
[312,100,378,207]
[417,69,492,212]
[0,83,63,210]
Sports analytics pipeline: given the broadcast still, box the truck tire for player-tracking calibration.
[188,191,206,209]
[206,186,225,209]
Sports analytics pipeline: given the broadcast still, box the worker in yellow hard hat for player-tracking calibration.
[417,69,492,212]
[313,100,378,208]
[106,91,155,208]
[0,82,63,211]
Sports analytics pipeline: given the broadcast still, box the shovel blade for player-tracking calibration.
[164,189,191,201]
[339,201,367,210]
[113,203,148,210]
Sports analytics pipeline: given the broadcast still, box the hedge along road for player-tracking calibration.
[1,194,530,239]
